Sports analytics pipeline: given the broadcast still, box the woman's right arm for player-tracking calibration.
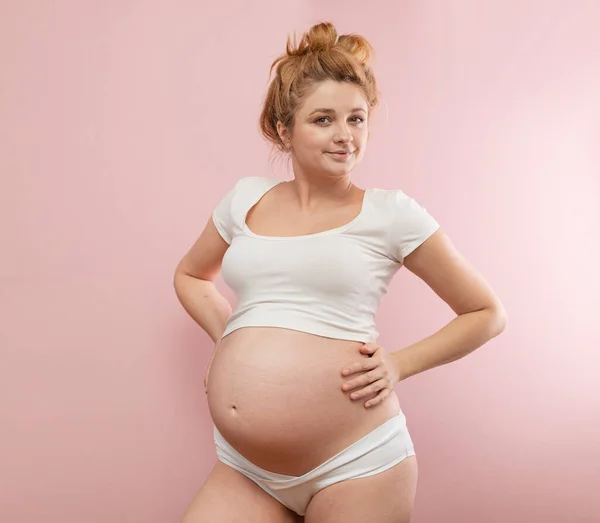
[173,216,232,344]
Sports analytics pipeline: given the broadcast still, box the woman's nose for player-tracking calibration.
[335,129,354,143]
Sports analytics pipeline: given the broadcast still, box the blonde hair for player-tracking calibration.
[259,21,380,155]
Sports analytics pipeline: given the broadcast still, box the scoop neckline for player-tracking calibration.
[242,181,371,241]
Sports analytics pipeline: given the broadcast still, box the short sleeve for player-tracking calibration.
[211,179,244,244]
[387,189,440,263]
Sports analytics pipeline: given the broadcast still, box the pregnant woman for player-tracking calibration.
[173,21,507,523]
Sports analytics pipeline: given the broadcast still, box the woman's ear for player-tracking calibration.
[277,124,292,150]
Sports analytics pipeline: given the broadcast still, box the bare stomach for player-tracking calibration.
[206,327,401,476]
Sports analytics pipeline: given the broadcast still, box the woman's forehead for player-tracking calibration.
[299,83,368,113]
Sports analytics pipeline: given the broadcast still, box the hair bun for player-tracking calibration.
[306,22,339,52]
[286,21,337,56]
[337,34,373,66]
[286,21,373,67]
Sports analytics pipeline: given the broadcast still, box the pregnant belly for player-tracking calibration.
[206,327,401,476]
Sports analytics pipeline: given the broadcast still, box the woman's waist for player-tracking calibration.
[214,326,368,380]
[219,325,367,347]
[222,309,378,344]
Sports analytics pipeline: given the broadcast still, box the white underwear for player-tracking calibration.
[213,410,416,516]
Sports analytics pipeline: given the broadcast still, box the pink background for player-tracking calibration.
[2,1,599,522]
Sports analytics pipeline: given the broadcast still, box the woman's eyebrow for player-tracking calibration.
[309,107,367,115]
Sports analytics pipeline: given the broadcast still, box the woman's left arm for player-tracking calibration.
[341,227,508,408]
[393,227,508,381]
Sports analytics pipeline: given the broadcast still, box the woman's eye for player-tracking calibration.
[315,116,365,124]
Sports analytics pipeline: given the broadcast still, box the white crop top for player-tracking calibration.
[212,176,440,343]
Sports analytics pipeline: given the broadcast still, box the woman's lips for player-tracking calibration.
[327,151,353,160]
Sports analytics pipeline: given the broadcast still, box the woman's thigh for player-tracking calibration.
[180,461,304,523]
[304,455,418,523]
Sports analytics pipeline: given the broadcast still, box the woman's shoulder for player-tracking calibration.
[218,176,285,214]
[366,185,427,211]
[364,185,437,229]
[365,186,406,210]
[219,176,283,201]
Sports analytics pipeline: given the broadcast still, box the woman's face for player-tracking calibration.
[277,80,370,181]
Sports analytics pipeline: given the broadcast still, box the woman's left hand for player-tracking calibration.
[340,342,400,408]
